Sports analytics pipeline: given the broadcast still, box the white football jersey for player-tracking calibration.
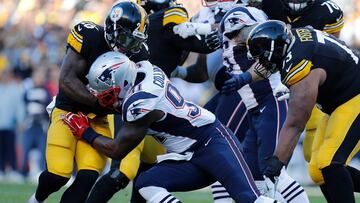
[122,61,216,153]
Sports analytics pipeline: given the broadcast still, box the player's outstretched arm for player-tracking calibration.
[63,110,165,160]
[274,69,325,164]
[59,49,98,108]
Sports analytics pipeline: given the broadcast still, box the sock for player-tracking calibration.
[319,184,334,203]
[211,181,233,203]
[34,170,69,201]
[86,169,129,203]
[139,186,182,203]
[346,166,360,192]
[130,162,154,203]
[322,164,355,203]
[276,168,309,203]
[60,170,98,203]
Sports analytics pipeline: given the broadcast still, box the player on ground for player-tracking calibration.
[27,2,151,203]
[63,51,279,203]
[224,20,360,203]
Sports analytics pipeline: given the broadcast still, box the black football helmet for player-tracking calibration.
[247,20,293,78]
[104,1,149,54]
[281,0,315,15]
[137,0,177,14]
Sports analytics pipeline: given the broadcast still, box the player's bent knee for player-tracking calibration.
[104,169,130,190]
[36,170,69,201]
[308,163,324,185]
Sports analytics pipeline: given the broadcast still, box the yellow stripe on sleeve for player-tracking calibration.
[163,7,188,26]
[67,33,82,53]
[323,16,344,34]
[283,60,313,86]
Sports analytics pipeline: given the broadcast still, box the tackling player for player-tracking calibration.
[86,1,222,202]
[63,51,279,203]
[27,2,151,203]
[224,20,360,203]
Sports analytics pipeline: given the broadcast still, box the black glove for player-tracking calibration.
[205,29,222,51]
[264,156,285,182]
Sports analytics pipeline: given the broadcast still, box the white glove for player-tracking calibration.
[173,22,212,39]
[171,66,188,79]
[273,83,290,101]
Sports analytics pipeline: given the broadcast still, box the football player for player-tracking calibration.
[27,2,153,203]
[224,20,360,203]
[63,51,279,203]
[249,0,345,199]
[171,1,248,201]
[86,1,222,202]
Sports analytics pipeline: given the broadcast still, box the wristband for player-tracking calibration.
[82,127,100,146]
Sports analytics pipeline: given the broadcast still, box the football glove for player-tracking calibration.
[264,156,285,182]
[63,112,90,139]
[273,82,290,101]
[205,29,222,50]
[221,71,252,94]
[173,22,212,39]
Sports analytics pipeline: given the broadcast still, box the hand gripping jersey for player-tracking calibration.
[56,21,149,113]
[281,27,360,114]
[262,0,344,34]
[222,6,281,110]
[122,61,216,153]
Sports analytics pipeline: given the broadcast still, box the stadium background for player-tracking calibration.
[0,0,359,202]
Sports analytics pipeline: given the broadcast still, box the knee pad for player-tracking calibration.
[35,170,69,201]
[308,163,324,185]
[60,170,99,203]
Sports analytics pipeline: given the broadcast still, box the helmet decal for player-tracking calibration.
[110,7,123,22]
[97,62,124,86]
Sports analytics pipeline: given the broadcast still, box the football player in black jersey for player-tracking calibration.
[253,0,344,38]
[27,1,153,203]
[224,20,360,203]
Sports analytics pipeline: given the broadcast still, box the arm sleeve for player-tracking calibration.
[322,1,344,34]
[66,21,98,58]
[122,91,160,122]
[282,58,313,86]
[162,6,213,53]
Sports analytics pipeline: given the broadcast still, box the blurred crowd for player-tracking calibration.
[0,0,359,184]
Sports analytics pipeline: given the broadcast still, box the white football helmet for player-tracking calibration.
[86,51,137,107]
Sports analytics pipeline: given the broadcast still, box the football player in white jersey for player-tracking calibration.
[172,1,248,202]
[62,51,278,203]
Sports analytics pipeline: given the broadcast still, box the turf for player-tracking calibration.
[1,182,359,203]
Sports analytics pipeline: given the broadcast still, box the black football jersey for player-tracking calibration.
[281,27,360,114]
[262,0,344,34]
[147,5,213,76]
[56,21,149,113]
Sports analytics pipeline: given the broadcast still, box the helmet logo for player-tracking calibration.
[97,62,124,86]
[110,7,123,22]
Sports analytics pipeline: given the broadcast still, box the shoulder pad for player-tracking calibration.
[281,51,313,86]
[67,21,101,54]
[163,6,189,27]
[122,91,159,122]
[319,0,344,34]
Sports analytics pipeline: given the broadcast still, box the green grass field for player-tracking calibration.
[1,182,360,203]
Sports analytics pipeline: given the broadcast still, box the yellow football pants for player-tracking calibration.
[108,114,166,180]
[308,94,360,185]
[303,107,325,162]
